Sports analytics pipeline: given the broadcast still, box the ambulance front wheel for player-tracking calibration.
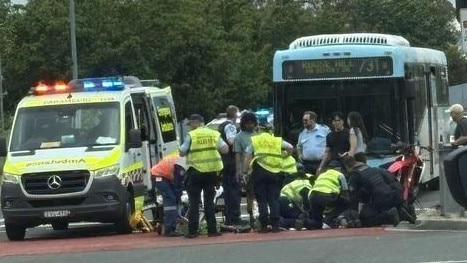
[115,191,135,234]
[5,223,26,241]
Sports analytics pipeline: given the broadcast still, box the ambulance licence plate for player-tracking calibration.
[43,210,71,218]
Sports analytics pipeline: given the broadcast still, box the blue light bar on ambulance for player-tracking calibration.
[32,77,126,96]
[81,77,125,91]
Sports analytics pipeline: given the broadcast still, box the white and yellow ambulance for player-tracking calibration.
[0,76,179,240]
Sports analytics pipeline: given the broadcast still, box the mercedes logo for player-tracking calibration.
[47,175,62,190]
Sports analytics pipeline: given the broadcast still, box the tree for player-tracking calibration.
[0,0,463,124]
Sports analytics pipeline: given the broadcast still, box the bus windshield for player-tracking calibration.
[10,102,120,151]
[277,78,405,155]
[273,33,450,182]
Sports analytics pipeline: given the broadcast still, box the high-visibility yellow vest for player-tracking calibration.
[280,179,313,203]
[188,127,223,172]
[311,169,342,194]
[251,133,283,173]
[281,155,297,174]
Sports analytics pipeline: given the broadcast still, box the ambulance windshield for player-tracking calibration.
[10,102,120,151]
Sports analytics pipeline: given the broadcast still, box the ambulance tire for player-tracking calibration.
[115,191,135,234]
[5,223,26,241]
[52,222,69,230]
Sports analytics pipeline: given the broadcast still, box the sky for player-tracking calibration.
[11,0,27,5]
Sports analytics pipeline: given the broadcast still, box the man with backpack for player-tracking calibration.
[343,156,402,227]
[219,105,242,226]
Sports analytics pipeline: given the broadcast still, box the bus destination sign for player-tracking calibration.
[282,57,393,79]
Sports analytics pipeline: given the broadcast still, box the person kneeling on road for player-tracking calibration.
[279,169,314,230]
[343,156,402,227]
[308,166,350,229]
[150,155,188,237]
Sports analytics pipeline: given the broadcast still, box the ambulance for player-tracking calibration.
[0,76,179,240]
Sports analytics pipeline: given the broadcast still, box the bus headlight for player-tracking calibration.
[2,172,20,184]
[94,164,119,178]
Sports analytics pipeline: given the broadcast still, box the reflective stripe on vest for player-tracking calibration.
[188,127,223,172]
[311,169,342,194]
[151,156,177,181]
[280,179,313,203]
[251,133,283,173]
[281,155,297,174]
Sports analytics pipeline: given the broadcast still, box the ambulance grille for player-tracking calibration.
[22,170,90,195]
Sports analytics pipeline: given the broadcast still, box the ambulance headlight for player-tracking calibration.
[94,164,119,178]
[2,172,20,184]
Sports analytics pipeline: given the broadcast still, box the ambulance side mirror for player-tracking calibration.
[444,146,467,209]
[126,129,142,151]
[0,138,6,157]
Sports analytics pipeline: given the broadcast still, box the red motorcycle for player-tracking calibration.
[386,143,431,223]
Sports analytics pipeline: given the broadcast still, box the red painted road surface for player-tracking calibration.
[0,227,389,257]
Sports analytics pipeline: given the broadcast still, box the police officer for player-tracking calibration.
[219,105,242,225]
[150,156,187,237]
[179,114,229,238]
[243,123,293,233]
[343,156,402,227]
[297,111,330,175]
[309,166,349,229]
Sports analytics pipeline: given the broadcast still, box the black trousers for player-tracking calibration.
[309,192,348,229]
[222,161,242,224]
[186,168,219,235]
[252,163,282,228]
[359,203,394,227]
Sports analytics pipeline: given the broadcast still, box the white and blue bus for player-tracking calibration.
[273,33,450,185]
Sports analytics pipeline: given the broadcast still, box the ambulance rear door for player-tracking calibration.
[148,86,179,160]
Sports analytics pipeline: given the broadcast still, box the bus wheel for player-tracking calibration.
[5,223,26,241]
[52,222,69,230]
[115,192,135,234]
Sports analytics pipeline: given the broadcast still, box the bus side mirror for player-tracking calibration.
[404,79,415,99]
[444,146,467,209]
[0,138,6,157]
[126,129,142,151]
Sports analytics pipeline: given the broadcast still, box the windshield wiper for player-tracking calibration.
[11,149,36,156]
[85,144,116,152]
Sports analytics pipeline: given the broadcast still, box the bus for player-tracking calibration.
[272,33,450,185]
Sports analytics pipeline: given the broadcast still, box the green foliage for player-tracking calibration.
[0,0,463,124]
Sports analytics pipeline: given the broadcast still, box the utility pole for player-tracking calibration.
[69,0,78,79]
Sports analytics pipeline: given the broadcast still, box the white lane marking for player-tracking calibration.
[419,261,467,263]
